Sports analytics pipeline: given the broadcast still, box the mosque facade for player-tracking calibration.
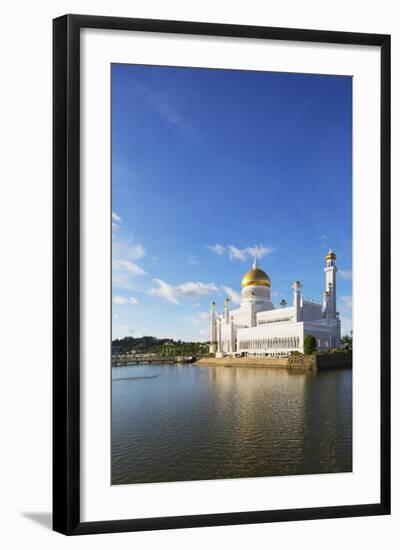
[210,251,341,356]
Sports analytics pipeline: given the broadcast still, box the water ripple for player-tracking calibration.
[112,364,352,484]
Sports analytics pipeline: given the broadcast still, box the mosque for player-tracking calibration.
[209,250,341,356]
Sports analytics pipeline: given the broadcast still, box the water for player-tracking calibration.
[112,364,352,485]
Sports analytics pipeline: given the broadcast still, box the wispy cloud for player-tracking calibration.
[207,244,226,255]
[112,233,146,290]
[113,237,145,262]
[227,246,248,261]
[112,212,122,231]
[197,311,210,321]
[221,285,241,305]
[207,243,274,262]
[338,269,352,280]
[228,245,274,261]
[340,295,352,310]
[113,295,139,305]
[188,255,200,265]
[131,80,194,136]
[188,311,211,326]
[112,259,145,275]
[149,279,218,304]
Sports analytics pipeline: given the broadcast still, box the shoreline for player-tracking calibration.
[195,352,352,370]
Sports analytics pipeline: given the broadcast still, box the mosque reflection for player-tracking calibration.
[112,364,352,485]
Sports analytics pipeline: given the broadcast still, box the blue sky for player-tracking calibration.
[111,64,352,341]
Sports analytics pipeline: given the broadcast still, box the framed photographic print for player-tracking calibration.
[53,14,390,535]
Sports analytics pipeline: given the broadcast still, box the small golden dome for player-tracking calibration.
[326,249,337,261]
[241,266,271,289]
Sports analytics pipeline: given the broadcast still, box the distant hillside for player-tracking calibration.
[112,336,209,355]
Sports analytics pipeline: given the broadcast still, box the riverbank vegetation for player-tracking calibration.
[112,336,209,356]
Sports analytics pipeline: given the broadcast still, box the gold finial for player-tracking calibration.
[325,249,337,261]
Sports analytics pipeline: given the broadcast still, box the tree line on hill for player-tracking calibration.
[112,336,209,356]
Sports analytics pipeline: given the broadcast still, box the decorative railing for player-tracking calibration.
[302,297,322,305]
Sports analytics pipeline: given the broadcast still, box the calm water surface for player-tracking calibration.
[112,364,352,484]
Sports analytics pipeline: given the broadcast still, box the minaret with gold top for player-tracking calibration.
[324,249,337,319]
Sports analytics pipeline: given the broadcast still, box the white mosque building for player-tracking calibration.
[210,250,341,357]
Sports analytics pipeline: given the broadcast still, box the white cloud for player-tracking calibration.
[208,243,274,262]
[112,259,145,275]
[112,212,122,231]
[221,285,241,305]
[189,255,200,265]
[179,281,218,296]
[338,269,352,280]
[246,245,274,260]
[207,244,225,255]
[340,295,352,310]
[149,279,218,304]
[113,295,139,305]
[113,237,145,262]
[197,311,210,321]
[228,245,248,261]
[149,279,179,304]
[112,235,146,290]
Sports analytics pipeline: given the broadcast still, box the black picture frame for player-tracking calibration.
[53,14,391,535]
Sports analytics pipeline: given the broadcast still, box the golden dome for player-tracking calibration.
[241,264,271,289]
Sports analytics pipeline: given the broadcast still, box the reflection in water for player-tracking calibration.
[112,364,352,485]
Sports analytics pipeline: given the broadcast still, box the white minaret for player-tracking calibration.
[224,297,230,323]
[209,302,217,354]
[322,289,331,319]
[216,317,223,357]
[292,280,302,322]
[324,250,337,319]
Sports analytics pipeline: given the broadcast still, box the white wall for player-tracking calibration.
[1,1,399,548]
[302,301,323,321]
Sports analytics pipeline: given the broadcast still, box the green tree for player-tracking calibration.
[303,334,317,355]
[341,331,353,350]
